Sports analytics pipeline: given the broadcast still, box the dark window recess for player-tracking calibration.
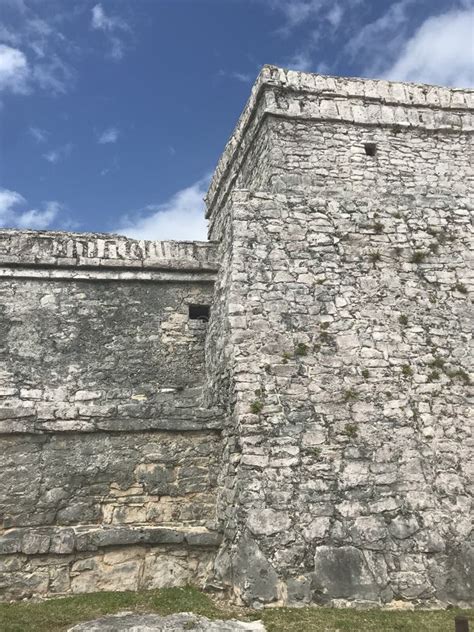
[364,143,377,157]
[189,304,211,322]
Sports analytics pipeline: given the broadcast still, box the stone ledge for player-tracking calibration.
[0,387,224,434]
[0,230,218,272]
[0,525,222,556]
[0,415,224,434]
[0,267,217,283]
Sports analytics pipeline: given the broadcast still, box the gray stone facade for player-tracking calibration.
[0,66,472,607]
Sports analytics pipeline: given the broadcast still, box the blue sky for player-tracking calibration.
[1,0,473,240]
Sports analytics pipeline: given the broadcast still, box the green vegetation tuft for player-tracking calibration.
[401,365,414,378]
[295,342,308,357]
[305,446,322,458]
[250,400,263,414]
[344,423,359,438]
[371,221,384,234]
[453,282,468,294]
[282,351,292,364]
[429,356,445,370]
[320,331,332,344]
[368,250,382,264]
[448,368,471,384]
[410,250,428,264]
[427,370,440,382]
[342,388,358,403]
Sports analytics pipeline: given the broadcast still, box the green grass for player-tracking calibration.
[0,587,472,632]
[263,607,473,632]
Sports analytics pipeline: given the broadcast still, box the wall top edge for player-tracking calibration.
[0,229,218,272]
[259,64,474,99]
[205,64,474,218]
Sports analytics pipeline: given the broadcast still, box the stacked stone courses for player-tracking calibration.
[205,66,473,608]
[0,66,473,607]
[0,230,222,600]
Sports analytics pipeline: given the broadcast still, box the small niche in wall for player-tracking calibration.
[364,142,377,157]
[189,304,211,322]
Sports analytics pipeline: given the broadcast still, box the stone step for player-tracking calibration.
[0,525,222,556]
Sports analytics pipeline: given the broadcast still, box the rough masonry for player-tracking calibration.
[0,66,473,608]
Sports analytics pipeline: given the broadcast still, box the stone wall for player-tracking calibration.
[205,67,473,607]
[1,67,473,607]
[0,231,223,600]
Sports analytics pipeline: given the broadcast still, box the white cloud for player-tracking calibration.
[115,176,209,241]
[346,0,413,68]
[0,188,61,229]
[109,37,125,60]
[383,7,474,87]
[14,201,61,229]
[0,44,30,94]
[327,4,343,28]
[0,1,75,97]
[98,127,119,144]
[268,0,361,74]
[0,43,72,97]
[100,155,119,176]
[271,0,325,29]
[32,54,72,94]
[91,4,127,32]
[91,4,130,60]
[43,143,72,164]
[29,126,47,142]
[269,0,364,32]
[230,71,252,83]
[287,51,313,72]
[218,69,253,83]
[0,24,21,46]
[0,189,24,220]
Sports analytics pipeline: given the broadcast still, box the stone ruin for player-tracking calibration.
[0,66,472,608]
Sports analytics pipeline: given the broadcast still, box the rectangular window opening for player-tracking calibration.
[364,142,377,157]
[189,304,211,322]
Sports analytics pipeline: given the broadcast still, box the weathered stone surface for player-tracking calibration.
[312,546,384,602]
[0,432,220,531]
[0,233,223,601]
[232,536,279,605]
[0,545,216,601]
[1,66,473,607]
[68,613,266,631]
[204,67,472,608]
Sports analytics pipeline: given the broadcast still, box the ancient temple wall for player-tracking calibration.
[205,67,473,607]
[0,231,223,600]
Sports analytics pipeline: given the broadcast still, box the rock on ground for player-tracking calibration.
[67,611,266,631]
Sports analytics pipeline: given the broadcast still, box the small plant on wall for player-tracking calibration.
[342,389,358,403]
[368,250,382,264]
[409,250,427,264]
[344,423,358,439]
[250,400,263,414]
[295,342,308,356]
[401,364,413,378]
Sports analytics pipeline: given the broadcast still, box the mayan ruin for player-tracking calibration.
[0,65,472,613]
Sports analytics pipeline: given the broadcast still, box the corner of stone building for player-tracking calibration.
[203,68,473,608]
